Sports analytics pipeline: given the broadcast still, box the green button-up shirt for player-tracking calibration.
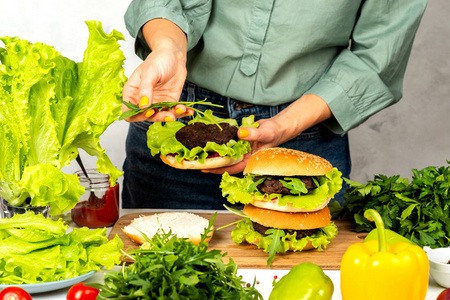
[124,0,427,134]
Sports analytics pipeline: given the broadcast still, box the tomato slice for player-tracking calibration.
[207,152,221,158]
[0,287,32,300]
[66,282,99,300]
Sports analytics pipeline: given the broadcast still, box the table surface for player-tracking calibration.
[21,209,449,299]
[109,211,365,269]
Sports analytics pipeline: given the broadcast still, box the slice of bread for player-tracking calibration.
[122,212,213,245]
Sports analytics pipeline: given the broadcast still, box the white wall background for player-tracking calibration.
[1,1,449,198]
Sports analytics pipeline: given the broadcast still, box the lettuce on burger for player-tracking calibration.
[220,147,342,266]
[147,110,258,169]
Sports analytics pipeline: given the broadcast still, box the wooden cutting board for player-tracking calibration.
[108,212,365,270]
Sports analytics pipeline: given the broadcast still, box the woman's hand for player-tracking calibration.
[201,117,285,175]
[203,94,333,174]
[122,19,193,122]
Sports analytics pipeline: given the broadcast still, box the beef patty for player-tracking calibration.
[256,176,317,195]
[252,221,317,239]
[175,122,238,150]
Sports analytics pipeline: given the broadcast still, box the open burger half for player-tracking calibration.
[147,110,258,169]
[220,147,342,265]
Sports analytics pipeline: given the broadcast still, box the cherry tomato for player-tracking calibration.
[437,288,450,300]
[0,287,32,300]
[66,282,99,300]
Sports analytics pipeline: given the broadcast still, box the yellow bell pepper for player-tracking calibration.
[341,209,429,300]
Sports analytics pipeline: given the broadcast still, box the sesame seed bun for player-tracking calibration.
[244,148,333,176]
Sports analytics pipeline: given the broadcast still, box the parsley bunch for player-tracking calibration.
[90,214,262,299]
[332,162,450,248]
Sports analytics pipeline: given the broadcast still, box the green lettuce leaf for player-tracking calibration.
[0,21,126,214]
[220,172,255,205]
[147,110,257,164]
[221,168,343,209]
[0,212,123,284]
[0,210,68,242]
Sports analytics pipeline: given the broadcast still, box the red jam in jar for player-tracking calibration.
[71,169,119,228]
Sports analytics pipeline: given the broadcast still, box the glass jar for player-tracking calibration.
[71,169,119,228]
[0,196,50,219]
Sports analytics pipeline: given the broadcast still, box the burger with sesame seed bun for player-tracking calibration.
[219,147,342,265]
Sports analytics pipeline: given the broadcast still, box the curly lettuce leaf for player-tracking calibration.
[147,110,257,164]
[58,21,126,186]
[0,210,68,242]
[220,172,255,205]
[0,235,70,257]
[0,21,125,214]
[17,164,85,215]
[221,168,343,210]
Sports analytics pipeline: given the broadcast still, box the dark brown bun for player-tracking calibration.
[244,147,333,176]
[243,204,331,230]
[161,154,243,170]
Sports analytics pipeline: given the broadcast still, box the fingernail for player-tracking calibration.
[238,129,249,138]
[176,108,185,115]
[145,109,155,118]
[164,116,174,122]
[139,96,149,108]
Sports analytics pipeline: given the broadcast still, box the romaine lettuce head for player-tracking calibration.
[0,21,126,214]
[147,110,258,164]
[220,168,343,210]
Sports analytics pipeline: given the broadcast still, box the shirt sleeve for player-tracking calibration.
[306,0,428,134]
[124,0,212,60]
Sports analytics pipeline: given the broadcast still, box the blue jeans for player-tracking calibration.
[122,82,351,209]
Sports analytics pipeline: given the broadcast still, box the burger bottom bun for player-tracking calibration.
[122,212,213,245]
[243,204,331,230]
[252,197,331,213]
[161,154,243,170]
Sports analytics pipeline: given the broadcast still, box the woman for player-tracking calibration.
[121,0,428,209]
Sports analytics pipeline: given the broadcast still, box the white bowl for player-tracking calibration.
[427,247,450,288]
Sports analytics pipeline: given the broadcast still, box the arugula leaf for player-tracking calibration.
[90,213,263,299]
[264,229,285,267]
[119,98,223,121]
[279,177,308,195]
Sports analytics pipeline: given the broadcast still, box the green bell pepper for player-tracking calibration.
[364,228,416,246]
[269,262,334,300]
